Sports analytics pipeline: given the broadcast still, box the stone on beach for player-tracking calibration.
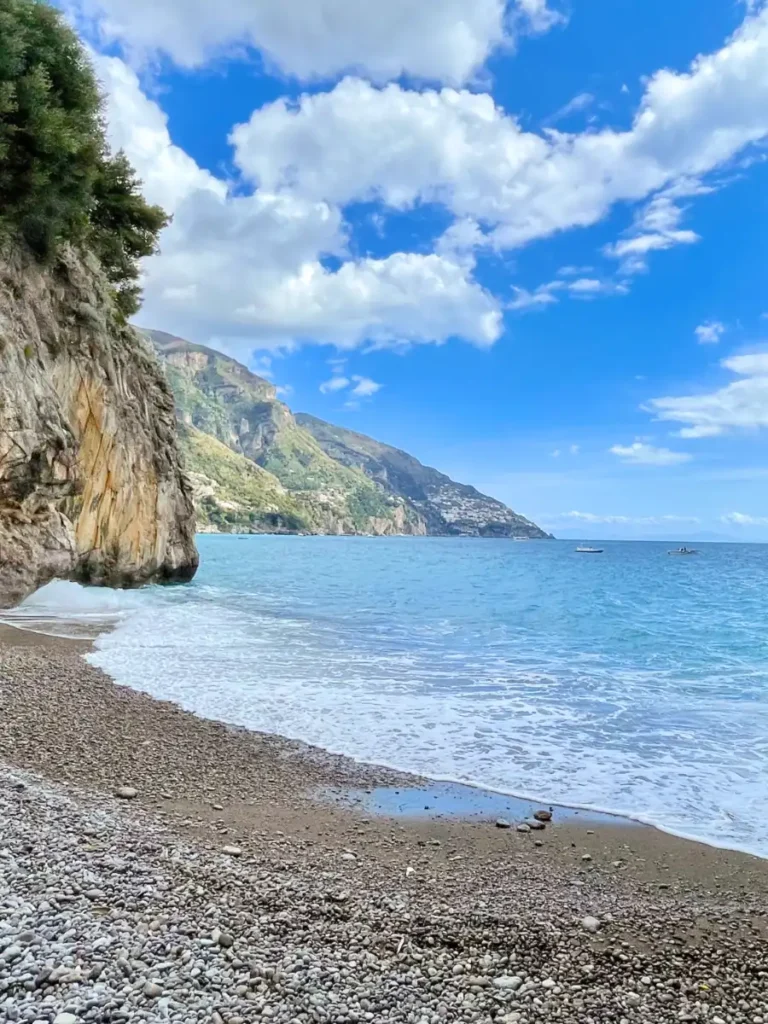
[581,915,601,933]
[495,818,512,828]
[516,822,531,833]
[534,808,553,822]
[114,785,137,799]
[222,844,242,857]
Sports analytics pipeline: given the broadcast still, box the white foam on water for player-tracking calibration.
[87,582,768,860]
[0,580,144,639]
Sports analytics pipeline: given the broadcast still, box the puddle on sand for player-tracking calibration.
[325,780,640,827]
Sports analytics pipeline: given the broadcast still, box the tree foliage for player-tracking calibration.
[0,0,168,316]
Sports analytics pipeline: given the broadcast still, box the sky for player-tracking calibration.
[60,0,768,540]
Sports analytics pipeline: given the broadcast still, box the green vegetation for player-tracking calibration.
[180,426,314,534]
[0,0,167,316]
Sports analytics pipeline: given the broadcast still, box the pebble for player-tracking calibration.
[143,981,162,998]
[581,916,601,933]
[495,818,512,829]
[534,809,553,822]
[53,1015,78,1024]
[222,845,242,857]
[493,976,523,990]
[516,823,531,833]
[114,786,137,799]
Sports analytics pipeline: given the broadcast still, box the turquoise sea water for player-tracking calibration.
[8,535,768,856]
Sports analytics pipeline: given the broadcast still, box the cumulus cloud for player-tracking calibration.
[232,7,768,249]
[695,321,726,344]
[649,352,768,437]
[94,56,501,352]
[609,442,692,466]
[71,0,561,84]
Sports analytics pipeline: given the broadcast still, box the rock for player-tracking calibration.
[495,818,512,829]
[115,786,138,800]
[626,992,641,1006]
[0,248,198,608]
[341,852,356,861]
[525,819,546,830]
[534,809,553,822]
[581,916,601,933]
[581,853,592,861]
[212,803,224,811]
[143,981,163,999]
[53,1015,78,1024]
[1,944,22,962]
[516,823,531,833]
[542,978,556,989]
[493,976,523,991]
[222,845,242,857]
[217,931,235,948]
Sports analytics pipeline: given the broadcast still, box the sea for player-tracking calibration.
[4,535,768,857]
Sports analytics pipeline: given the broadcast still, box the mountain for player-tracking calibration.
[296,414,549,539]
[146,330,550,539]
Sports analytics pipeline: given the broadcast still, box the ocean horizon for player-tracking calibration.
[6,534,768,858]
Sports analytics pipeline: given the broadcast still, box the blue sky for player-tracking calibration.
[64,0,768,539]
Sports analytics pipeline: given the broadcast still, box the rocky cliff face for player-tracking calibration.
[148,330,425,537]
[0,248,199,607]
[296,415,552,539]
[147,330,548,540]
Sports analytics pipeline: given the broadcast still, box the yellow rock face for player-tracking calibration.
[0,247,198,607]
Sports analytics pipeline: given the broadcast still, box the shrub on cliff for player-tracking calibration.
[0,0,167,317]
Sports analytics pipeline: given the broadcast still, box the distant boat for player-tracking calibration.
[668,546,699,556]
[575,546,604,553]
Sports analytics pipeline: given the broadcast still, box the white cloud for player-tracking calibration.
[557,265,594,277]
[72,0,561,84]
[95,56,501,352]
[609,442,692,466]
[649,352,768,437]
[555,511,700,525]
[569,444,580,455]
[509,275,626,311]
[604,193,700,274]
[320,376,351,393]
[721,511,768,526]
[232,7,768,250]
[548,91,595,124]
[508,283,560,311]
[551,449,561,458]
[351,376,382,397]
[695,321,726,344]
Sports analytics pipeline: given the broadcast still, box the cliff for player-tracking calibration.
[148,330,425,536]
[0,248,199,607]
[147,330,548,540]
[296,414,551,539]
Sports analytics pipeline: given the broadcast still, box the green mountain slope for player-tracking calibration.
[147,330,423,536]
[146,329,550,539]
[296,414,551,539]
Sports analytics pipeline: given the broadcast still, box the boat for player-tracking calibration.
[668,546,699,556]
[575,546,603,553]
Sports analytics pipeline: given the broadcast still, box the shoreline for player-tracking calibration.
[3,623,768,1020]
[0,620,762,862]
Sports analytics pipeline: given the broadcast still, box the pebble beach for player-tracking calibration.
[1,625,768,1024]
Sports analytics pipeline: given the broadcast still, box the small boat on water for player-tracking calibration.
[575,546,604,553]
[668,546,699,556]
